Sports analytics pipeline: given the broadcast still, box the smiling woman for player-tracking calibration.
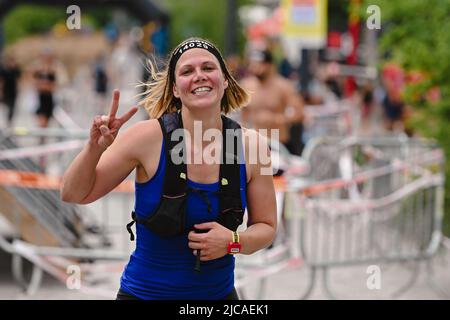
[140,38,249,119]
[172,48,228,112]
[61,37,277,300]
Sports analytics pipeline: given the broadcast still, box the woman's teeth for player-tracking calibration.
[193,87,212,94]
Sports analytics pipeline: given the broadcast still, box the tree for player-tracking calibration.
[3,5,113,45]
[4,5,65,44]
[362,0,450,235]
[163,0,254,54]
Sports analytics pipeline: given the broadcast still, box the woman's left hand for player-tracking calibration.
[188,222,232,261]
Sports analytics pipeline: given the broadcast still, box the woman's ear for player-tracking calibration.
[224,79,229,89]
[173,83,180,98]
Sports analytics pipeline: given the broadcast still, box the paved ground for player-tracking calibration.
[238,244,450,300]
[0,236,449,300]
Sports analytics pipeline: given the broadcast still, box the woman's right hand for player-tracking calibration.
[90,89,138,151]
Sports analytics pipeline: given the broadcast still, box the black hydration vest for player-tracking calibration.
[126,111,245,241]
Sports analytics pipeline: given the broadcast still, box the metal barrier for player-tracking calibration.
[233,141,309,299]
[0,82,147,298]
[285,136,447,299]
[302,101,357,143]
[0,180,134,297]
[234,189,303,300]
[0,129,135,297]
[1,126,448,299]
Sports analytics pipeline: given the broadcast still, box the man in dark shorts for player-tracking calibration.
[0,54,21,126]
[382,86,405,132]
[32,50,58,129]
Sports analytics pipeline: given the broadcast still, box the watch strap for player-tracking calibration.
[232,231,239,243]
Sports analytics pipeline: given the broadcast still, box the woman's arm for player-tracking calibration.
[237,130,277,254]
[60,90,138,204]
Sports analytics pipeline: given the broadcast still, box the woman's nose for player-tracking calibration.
[193,68,207,81]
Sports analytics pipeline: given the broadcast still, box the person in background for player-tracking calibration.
[94,55,108,96]
[31,49,59,129]
[240,49,304,156]
[29,48,67,169]
[93,54,109,113]
[381,63,408,133]
[225,54,247,81]
[0,54,21,127]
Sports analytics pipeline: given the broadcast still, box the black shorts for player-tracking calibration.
[382,96,404,121]
[115,287,240,300]
[35,92,54,119]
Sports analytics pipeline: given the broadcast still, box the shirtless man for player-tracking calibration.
[239,49,304,155]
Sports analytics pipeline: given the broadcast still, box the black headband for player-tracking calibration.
[168,39,229,83]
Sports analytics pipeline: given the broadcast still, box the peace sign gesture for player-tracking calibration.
[90,89,138,151]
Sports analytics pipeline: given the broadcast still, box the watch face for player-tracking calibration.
[228,242,241,254]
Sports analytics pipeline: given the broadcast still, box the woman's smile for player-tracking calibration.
[192,86,212,95]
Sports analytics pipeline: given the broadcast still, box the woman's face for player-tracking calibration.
[173,48,228,111]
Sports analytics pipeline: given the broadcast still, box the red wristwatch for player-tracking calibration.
[228,231,241,254]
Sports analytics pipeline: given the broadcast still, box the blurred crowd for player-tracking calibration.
[225,36,414,157]
[0,28,142,130]
[0,29,415,157]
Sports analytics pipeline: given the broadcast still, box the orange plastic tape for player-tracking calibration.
[0,169,134,193]
[0,169,286,194]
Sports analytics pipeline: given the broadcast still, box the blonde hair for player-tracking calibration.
[138,38,249,119]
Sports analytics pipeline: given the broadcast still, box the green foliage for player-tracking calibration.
[164,0,226,50]
[4,5,66,45]
[362,0,450,235]
[328,0,351,31]
[163,0,254,54]
[87,8,114,29]
[3,5,113,45]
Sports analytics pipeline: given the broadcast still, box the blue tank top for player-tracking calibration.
[120,139,247,300]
